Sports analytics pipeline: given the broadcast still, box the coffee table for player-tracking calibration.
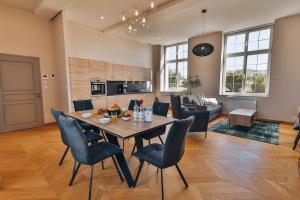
[228,109,257,128]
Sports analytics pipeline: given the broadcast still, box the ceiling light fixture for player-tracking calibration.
[192,9,214,57]
[100,16,104,20]
[121,12,126,21]
[134,7,139,16]
[121,0,155,34]
[150,0,155,8]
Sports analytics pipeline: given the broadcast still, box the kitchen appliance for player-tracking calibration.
[91,80,106,95]
[107,81,125,96]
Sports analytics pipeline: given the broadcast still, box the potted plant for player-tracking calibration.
[181,75,201,96]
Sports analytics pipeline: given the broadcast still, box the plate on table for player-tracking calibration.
[99,118,110,124]
[81,112,92,118]
[122,116,131,121]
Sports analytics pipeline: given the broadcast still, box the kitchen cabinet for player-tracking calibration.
[107,95,127,108]
[89,60,106,80]
[106,63,123,80]
[144,68,152,81]
[123,65,135,81]
[69,58,90,100]
[91,96,107,108]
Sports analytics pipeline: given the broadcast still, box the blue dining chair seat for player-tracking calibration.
[134,144,164,168]
[88,142,122,165]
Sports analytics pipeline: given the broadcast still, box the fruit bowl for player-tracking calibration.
[107,108,121,116]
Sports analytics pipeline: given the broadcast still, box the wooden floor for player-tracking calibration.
[1,117,300,200]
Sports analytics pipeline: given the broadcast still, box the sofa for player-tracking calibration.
[182,94,222,121]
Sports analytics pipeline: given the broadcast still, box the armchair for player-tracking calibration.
[170,94,209,138]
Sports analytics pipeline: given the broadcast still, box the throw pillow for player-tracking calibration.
[196,94,204,105]
[204,97,218,105]
[181,105,189,111]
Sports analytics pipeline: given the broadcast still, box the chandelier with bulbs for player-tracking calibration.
[121,0,156,34]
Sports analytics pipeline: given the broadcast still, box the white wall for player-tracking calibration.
[65,20,152,68]
[256,14,300,122]
[0,4,58,123]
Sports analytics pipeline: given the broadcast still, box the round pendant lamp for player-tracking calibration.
[192,9,214,57]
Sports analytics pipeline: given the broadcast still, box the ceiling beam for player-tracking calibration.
[101,0,185,33]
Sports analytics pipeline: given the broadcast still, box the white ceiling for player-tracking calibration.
[0,0,42,11]
[1,0,300,45]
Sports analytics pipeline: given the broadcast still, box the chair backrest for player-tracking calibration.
[162,116,194,168]
[128,99,140,111]
[152,101,169,117]
[58,115,90,165]
[170,94,182,119]
[73,99,93,112]
[51,108,69,146]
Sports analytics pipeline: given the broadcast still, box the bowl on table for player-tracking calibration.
[81,112,92,118]
[99,117,110,124]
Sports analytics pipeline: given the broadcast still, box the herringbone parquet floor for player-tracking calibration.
[1,117,300,200]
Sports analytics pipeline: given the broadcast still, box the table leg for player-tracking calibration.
[135,135,144,151]
[105,132,135,187]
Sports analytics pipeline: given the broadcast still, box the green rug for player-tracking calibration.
[208,119,280,145]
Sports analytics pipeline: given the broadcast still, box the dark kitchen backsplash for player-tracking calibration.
[127,81,148,93]
[106,81,150,96]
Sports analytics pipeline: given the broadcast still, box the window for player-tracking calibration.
[221,26,272,96]
[161,42,188,92]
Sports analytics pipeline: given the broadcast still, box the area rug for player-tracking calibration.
[208,119,280,145]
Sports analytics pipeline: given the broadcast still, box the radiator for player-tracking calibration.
[226,97,257,112]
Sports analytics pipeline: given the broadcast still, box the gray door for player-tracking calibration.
[0,54,43,133]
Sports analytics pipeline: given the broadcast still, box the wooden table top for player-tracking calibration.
[66,111,175,139]
[229,109,256,117]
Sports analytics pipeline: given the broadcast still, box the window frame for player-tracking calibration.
[220,24,273,97]
[162,42,188,92]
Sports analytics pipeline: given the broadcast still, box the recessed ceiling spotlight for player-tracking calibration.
[100,16,105,20]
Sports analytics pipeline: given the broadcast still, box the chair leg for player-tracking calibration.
[293,131,300,150]
[59,146,69,165]
[205,131,208,139]
[69,161,81,186]
[161,169,164,200]
[101,161,105,170]
[111,156,124,182]
[148,140,151,145]
[158,136,164,144]
[122,140,125,152]
[131,143,136,155]
[88,165,94,200]
[134,161,144,187]
[175,164,188,187]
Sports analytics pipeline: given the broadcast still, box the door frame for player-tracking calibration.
[0,53,44,133]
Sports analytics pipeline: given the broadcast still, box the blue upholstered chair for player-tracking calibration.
[51,108,101,165]
[72,99,99,132]
[133,116,194,200]
[58,115,124,200]
[171,94,210,138]
[131,101,170,155]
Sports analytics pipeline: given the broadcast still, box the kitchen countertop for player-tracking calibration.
[106,92,154,96]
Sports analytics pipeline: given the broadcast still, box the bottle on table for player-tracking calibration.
[138,100,144,121]
[133,100,139,121]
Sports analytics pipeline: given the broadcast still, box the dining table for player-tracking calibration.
[65,110,175,188]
